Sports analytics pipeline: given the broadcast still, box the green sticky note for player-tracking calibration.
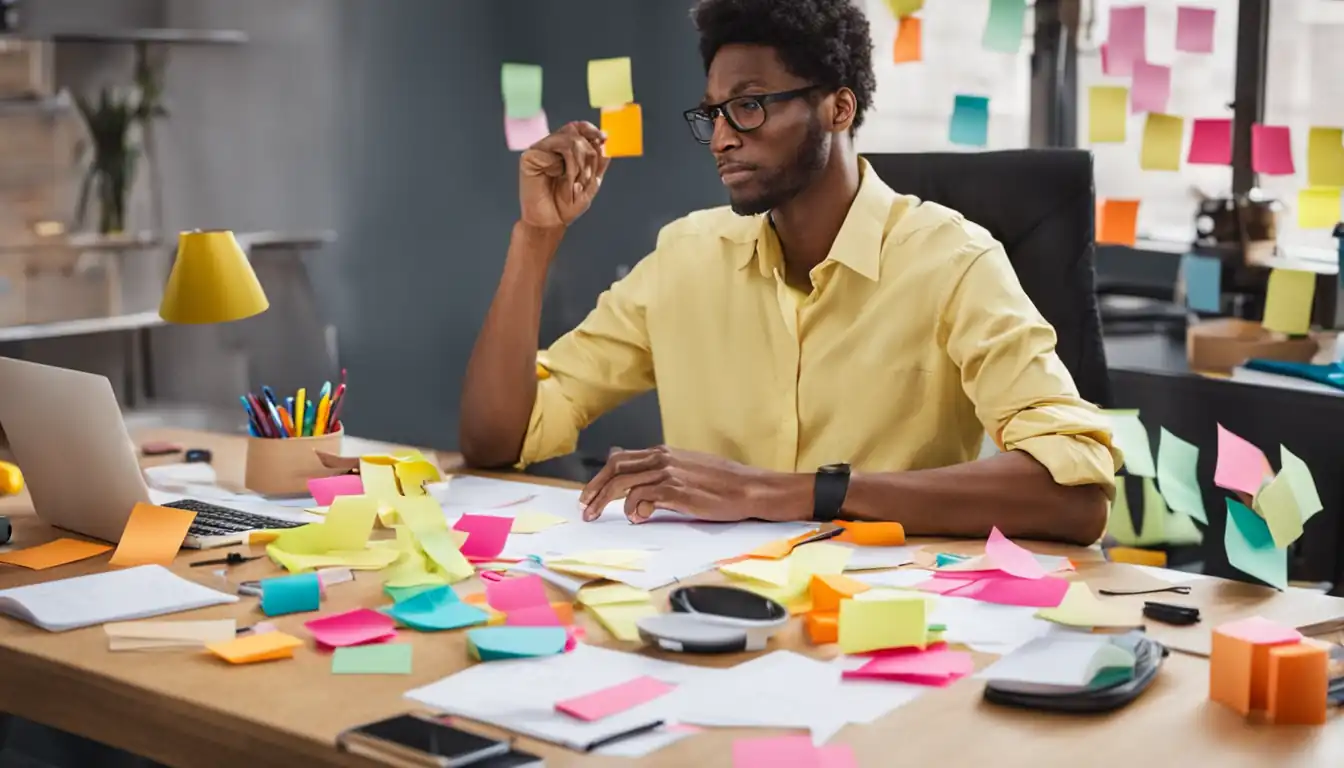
[949,94,990,147]
[1148,478,1202,546]
[1225,499,1287,590]
[384,586,490,632]
[467,627,568,662]
[1156,428,1206,523]
[587,57,633,109]
[384,584,442,603]
[332,643,413,675]
[1280,446,1323,522]
[1254,473,1305,547]
[1107,480,1139,546]
[501,63,543,119]
[983,0,1027,53]
[1104,410,1156,478]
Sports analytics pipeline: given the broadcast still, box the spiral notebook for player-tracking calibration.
[0,565,238,632]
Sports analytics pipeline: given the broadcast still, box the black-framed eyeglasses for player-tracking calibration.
[682,85,821,144]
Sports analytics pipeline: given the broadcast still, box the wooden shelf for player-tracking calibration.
[34,29,248,46]
[0,310,163,344]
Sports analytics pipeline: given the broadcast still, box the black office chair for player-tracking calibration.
[864,150,1112,407]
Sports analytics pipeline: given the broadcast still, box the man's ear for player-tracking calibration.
[830,87,858,134]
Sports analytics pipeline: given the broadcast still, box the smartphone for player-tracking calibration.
[338,714,510,768]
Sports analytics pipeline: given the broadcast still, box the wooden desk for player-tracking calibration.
[1,428,1343,767]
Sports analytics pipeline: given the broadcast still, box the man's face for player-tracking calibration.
[703,44,830,216]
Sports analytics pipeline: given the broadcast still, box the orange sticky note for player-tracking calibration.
[748,529,822,559]
[0,538,112,570]
[601,103,643,158]
[108,503,196,567]
[207,631,303,664]
[835,521,906,546]
[893,17,922,63]
[1266,643,1328,725]
[1097,199,1140,246]
[810,573,872,613]
[805,611,839,644]
[1209,617,1302,714]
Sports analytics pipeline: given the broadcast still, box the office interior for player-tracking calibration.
[1,0,1343,764]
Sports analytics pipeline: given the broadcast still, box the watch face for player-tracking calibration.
[818,463,850,475]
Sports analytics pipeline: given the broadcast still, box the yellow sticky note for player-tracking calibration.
[577,583,651,607]
[588,602,657,642]
[719,557,791,586]
[1262,268,1316,335]
[1307,127,1344,187]
[587,57,633,109]
[1297,187,1342,230]
[787,542,852,578]
[416,529,475,583]
[0,538,111,570]
[1254,472,1306,547]
[884,0,924,16]
[383,550,449,589]
[207,632,302,664]
[265,545,399,573]
[392,496,448,535]
[548,550,647,570]
[360,459,401,502]
[511,510,567,534]
[320,495,379,551]
[1140,113,1183,171]
[1089,86,1128,143]
[394,459,440,496]
[601,103,643,158]
[1035,582,1143,628]
[108,503,197,567]
[838,595,927,654]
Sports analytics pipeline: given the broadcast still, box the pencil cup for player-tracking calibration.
[244,427,345,496]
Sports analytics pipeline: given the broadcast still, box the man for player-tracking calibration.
[461,0,1120,545]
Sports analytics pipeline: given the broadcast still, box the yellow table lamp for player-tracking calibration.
[158,230,269,324]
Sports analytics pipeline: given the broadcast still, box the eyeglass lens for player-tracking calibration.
[688,97,768,142]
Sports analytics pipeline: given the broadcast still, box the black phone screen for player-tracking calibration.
[355,715,504,761]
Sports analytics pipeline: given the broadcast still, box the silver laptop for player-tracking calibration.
[0,357,309,548]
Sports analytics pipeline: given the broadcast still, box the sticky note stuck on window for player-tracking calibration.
[501,62,543,119]
[1106,5,1147,77]
[1261,268,1316,336]
[1141,113,1183,171]
[1251,124,1295,176]
[1088,86,1128,143]
[982,0,1026,54]
[601,103,643,158]
[1187,118,1232,165]
[1103,410,1156,478]
[884,0,924,17]
[1130,61,1171,115]
[108,503,196,568]
[587,57,633,109]
[1180,253,1222,314]
[893,16,922,63]
[1176,7,1216,54]
[1307,127,1344,187]
[1097,199,1140,246]
[949,94,990,147]
[1297,188,1341,230]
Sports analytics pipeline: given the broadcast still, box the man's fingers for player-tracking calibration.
[625,484,689,524]
[583,469,667,522]
[572,121,605,143]
[579,447,654,505]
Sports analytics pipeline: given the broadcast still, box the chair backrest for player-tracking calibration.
[863,150,1111,407]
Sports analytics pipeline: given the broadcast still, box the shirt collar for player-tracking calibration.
[735,157,896,282]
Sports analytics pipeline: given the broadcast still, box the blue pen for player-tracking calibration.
[239,396,263,437]
[261,385,280,409]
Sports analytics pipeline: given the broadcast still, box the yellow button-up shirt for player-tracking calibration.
[521,160,1120,495]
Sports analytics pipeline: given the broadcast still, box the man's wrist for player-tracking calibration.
[513,220,566,248]
[752,472,814,523]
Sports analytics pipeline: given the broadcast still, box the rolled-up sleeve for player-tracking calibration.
[939,242,1122,497]
[516,251,658,468]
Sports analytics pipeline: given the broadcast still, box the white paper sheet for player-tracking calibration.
[976,635,1136,687]
[853,569,935,589]
[840,544,921,571]
[924,594,1056,655]
[405,644,709,756]
[0,565,238,632]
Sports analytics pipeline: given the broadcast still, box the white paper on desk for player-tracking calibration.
[977,634,1136,687]
[853,569,935,589]
[671,650,924,745]
[841,544,920,572]
[925,594,1056,655]
[405,644,709,756]
[143,462,217,490]
[0,565,238,632]
[1129,565,1212,585]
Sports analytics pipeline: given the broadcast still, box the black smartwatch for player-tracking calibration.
[812,463,851,522]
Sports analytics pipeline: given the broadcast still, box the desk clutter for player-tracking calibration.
[0,448,1338,761]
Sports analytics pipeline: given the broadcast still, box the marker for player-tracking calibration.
[314,391,332,436]
[267,400,289,438]
[326,389,346,434]
[240,396,262,437]
[295,388,307,437]
[245,392,274,438]
[325,383,346,433]
[278,405,296,437]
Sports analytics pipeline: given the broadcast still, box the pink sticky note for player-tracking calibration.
[1188,118,1232,164]
[565,624,586,652]
[1217,616,1303,646]
[817,746,857,768]
[555,675,676,721]
[916,576,979,595]
[304,608,397,648]
[1252,124,1295,175]
[1106,5,1147,77]
[307,474,364,506]
[1099,43,1110,75]
[452,514,514,559]
[484,574,549,611]
[1214,424,1271,496]
[1130,60,1171,114]
[842,647,975,686]
[505,110,550,151]
[956,576,1071,608]
[506,604,563,627]
[732,735,822,768]
[984,527,1049,579]
[1176,7,1216,54]
[317,632,396,652]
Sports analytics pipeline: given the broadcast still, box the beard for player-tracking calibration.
[728,116,830,216]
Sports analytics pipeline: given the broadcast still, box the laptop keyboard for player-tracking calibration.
[162,499,308,537]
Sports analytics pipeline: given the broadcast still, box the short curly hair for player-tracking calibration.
[692,0,877,131]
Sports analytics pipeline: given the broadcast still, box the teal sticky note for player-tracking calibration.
[1156,428,1206,523]
[260,572,321,616]
[983,0,1027,53]
[949,95,990,147]
[467,627,568,661]
[935,553,970,568]
[501,63,543,119]
[1181,253,1222,313]
[332,643,413,675]
[384,584,442,603]
[1225,498,1287,590]
[1103,410,1156,478]
[1280,445,1323,522]
[384,586,488,631]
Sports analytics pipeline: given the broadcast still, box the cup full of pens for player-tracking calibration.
[242,370,349,496]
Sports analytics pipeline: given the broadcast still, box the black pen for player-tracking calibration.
[581,720,664,753]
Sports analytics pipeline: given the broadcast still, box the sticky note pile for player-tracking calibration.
[913,528,1070,608]
[265,495,399,573]
[841,642,975,687]
[466,626,569,662]
[1104,412,1205,547]
[588,56,642,158]
[502,62,548,151]
[383,585,489,631]
[576,582,656,642]
[804,573,869,644]
[482,574,570,628]
[721,540,852,611]
[1209,616,1326,725]
[544,549,648,581]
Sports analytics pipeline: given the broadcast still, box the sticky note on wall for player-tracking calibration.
[1176,7,1216,54]
[1307,127,1344,187]
[1180,252,1221,313]
[501,63,543,119]
[884,0,924,17]
[982,0,1026,54]
[1188,118,1232,165]
[1141,113,1183,171]
[1088,86,1128,143]
[588,57,633,109]
[1097,199,1139,246]
[1251,124,1295,175]
[949,95,989,147]
[893,16,922,63]
[505,111,550,152]
[1106,5,1147,77]
[1130,61,1171,115]
[1297,188,1342,230]
[1262,268,1316,335]
[601,104,644,158]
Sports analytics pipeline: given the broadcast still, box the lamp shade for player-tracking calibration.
[158,230,269,324]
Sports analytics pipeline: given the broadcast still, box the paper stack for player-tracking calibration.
[105,619,236,651]
[0,565,238,631]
